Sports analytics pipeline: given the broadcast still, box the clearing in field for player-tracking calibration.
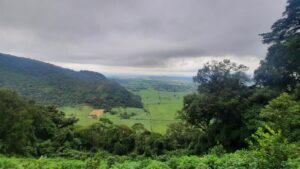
[89,109,104,118]
[59,105,99,127]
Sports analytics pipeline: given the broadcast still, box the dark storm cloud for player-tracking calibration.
[0,0,286,68]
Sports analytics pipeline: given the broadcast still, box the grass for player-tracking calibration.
[60,77,193,133]
[59,105,99,127]
[138,89,187,132]
[60,88,190,133]
[60,88,189,133]
[103,107,152,130]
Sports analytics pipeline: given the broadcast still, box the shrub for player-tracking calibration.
[0,158,20,169]
[167,156,209,169]
[143,161,170,169]
[208,144,226,157]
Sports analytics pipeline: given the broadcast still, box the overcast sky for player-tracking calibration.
[0,0,286,76]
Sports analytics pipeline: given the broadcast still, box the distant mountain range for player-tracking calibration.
[0,53,142,108]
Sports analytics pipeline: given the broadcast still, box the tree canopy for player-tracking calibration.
[261,0,300,44]
[255,0,300,91]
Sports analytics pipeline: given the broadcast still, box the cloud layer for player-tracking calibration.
[0,0,286,75]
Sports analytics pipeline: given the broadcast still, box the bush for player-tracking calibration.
[284,157,300,169]
[0,158,20,169]
[208,144,226,157]
[119,112,136,119]
[143,161,170,169]
[247,126,300,169]
[111,161,140,169]
[167,156,209,169]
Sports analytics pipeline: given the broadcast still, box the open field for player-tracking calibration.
[104,89,189,133]
[59,105,99,127]
[60,88,190,133]
[60,78,194,133]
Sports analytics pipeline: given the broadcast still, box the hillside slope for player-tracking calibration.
[0,53,142,108]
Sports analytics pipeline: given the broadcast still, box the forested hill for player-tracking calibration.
[0,53,142,108]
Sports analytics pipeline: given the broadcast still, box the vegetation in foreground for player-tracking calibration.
[0,0,299,168]
[0,146,299,169]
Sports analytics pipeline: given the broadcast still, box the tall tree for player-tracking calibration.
[180,60,251,151]
[261,0,300,44]
[255,0,300,90]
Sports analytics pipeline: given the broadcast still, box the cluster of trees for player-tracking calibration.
[175,0,300,155]
[119,112,136,119]
[178,60,278,152]
[0,90,165,156]
[0,90,79,156]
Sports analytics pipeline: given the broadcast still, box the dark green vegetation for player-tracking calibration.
[1,148,299,169]
[255,0,300,90]
[0,0,299,168]
[0,53,142,108]
[0,89,79,156]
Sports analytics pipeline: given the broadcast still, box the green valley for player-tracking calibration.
[1,0,300,168]
[0,53,142,108]
[61,78,195,133]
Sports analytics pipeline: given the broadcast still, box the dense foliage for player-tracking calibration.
[0,145,299,169]
[255,35,300,90]
[255,0,300,90]
[0,53,142,108]
[0,89,79,156]
[260,92,300,142]
[0,89,166,157]
[179,60,277,152]
[261,0,300,44]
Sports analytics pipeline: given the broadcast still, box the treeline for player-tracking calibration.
[116,78,196,93]
[0,87,299,168]
[0,53,143,108]
[1,85,298,156]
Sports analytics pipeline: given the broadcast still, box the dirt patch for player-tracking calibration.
[89,109,104,119]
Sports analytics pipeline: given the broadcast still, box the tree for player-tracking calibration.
[180,60,251,151]
[261,0,300,44]
[0,90,36,155]
[165,122,203,151]
[193,59,249,94]
[255,0,300,90]
[80,118,136,155]
[255,35,300,90]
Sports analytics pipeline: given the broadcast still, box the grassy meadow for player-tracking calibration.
[60,78,194,133]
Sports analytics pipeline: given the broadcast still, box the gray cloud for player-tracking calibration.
[0,0,286,70]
